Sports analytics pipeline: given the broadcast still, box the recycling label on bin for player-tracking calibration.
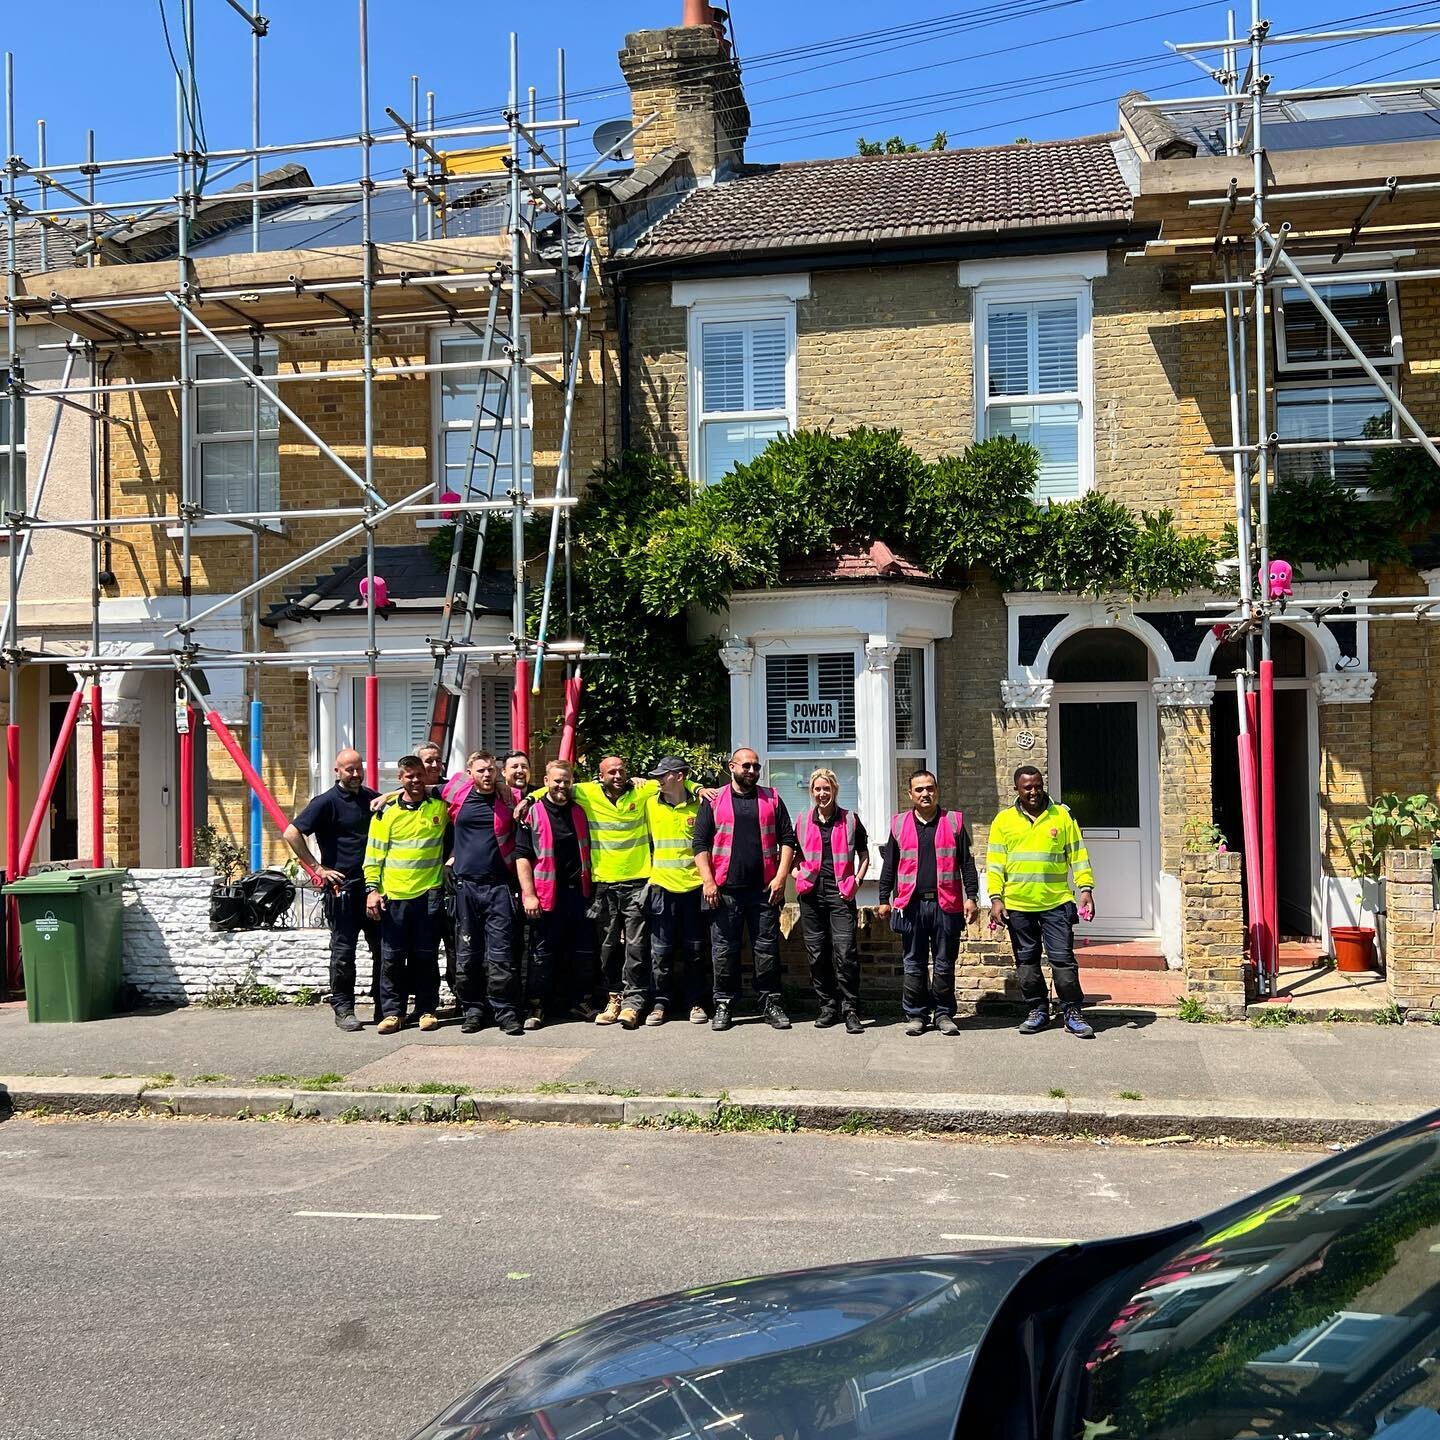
[35,911,59,939]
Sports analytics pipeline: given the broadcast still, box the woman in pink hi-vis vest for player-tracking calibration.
[793,767,870,1035]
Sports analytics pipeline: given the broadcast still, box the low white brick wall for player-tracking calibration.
[123,867,350,1004]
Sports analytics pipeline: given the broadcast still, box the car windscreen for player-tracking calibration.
[1072,1118,1440,1440]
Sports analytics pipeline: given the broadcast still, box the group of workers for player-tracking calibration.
[282,741,1098,1041]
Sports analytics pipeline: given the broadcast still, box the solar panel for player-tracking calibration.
[1261,110,1440,151]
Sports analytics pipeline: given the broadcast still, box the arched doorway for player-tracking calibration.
[1210,627,1318,939]
[1045,627,1159,937]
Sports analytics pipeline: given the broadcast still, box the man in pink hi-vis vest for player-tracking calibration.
[515,760,598,1031]
[693,747,797,1033]
[876,769,979,1037]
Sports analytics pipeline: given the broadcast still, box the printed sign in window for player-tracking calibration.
[785,699,840,742]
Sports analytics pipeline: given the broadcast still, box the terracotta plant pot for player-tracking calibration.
[1331,925,1377,973]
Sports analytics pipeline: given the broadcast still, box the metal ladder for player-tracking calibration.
[425,279,515,751]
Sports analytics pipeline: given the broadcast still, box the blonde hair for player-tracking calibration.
[808,767,840,794]
[466,750,496,767]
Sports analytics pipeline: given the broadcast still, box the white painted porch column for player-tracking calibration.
[311,666,340,795]
[719,641,755,754]
[859,638,900,866]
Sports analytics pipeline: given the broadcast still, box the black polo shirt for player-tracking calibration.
[693,787,797,891]
[453,786,514,887]
[515,797,584,891]
[293,782,381,879]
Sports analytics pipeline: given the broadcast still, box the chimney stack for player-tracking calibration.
[618,7,749,177]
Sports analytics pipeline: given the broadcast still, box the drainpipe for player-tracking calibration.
[617,284,632,455]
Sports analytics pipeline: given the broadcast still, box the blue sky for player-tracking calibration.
[5,0,1440,202]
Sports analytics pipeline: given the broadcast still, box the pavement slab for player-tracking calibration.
[343,1044,593,1089]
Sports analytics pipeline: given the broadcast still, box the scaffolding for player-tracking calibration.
[0,2,632,991]
[1135,6,1440,993]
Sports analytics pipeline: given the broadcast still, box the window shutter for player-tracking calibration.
[481,676,512,754]
[1282,281,1392,366]
[986,309,1030,397]
[407,682,431,754]
[815,653,856,743]
[749,320,788,412]
[700,323,747,414]
[766,655,809,747]
[1036,303,1079,393]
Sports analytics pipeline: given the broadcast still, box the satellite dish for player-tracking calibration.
[591,118,634,164]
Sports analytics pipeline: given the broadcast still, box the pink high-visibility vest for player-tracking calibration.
[443,774,517,871]
[529,800,592,910]
[890,808,966,914]
[709,785,779,888]
[794,807,859,900]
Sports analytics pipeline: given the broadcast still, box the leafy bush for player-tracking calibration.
[1347,792,1440,879]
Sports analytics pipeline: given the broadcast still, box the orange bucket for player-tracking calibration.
[1331,926,1376,973]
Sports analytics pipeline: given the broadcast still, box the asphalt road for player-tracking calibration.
[1,1117,1323,1440]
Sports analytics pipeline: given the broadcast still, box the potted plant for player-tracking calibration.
[194,825,252,932]
[1343,793,1440,972]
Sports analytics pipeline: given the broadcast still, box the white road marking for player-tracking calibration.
[940,1232,1074,1246]
[292,1210,441,1221]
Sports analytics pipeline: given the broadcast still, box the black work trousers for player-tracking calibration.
[711,886,781,1005]
[1006,904,1085,1009]
[431,876,458,994]
[322,878,380,1014]
[892,898,961,1019]
[593,878,647,995]
[455,879,520,1023]
[527,887,597,1015]
[378,892,440,1019]
[798,880,860,1015]
[644,885,705,1011]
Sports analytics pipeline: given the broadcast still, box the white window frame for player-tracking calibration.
[685,297,798,486]
[0,365,25,515]
[424,322,532,529]
[1274,375,1398,494]
[973,278,1094,500]
[1274,275,1403,375]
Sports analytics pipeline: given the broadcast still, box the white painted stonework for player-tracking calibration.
[123,868,344,1003]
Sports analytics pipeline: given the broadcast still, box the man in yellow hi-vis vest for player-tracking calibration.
[365,755,450,1035]
[987,764,1096,1039]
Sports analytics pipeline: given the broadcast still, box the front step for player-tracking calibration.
[1075,939,1167,971]
[1082,966,1186,1008]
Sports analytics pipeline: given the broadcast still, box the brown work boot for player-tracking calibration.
[619,1005,642,1030]
[376,1014,402,1035]
[417,1012,439,1032]
[594,992,623,1026]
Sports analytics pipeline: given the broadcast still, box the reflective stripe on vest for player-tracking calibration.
[889,808,966,914]
[986,801,1094,912]
[529,800,593,910]
[646,793,702,894]
[793,807,859,901]
[709,785,779,888]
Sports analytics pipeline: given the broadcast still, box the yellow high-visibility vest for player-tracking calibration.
[646,791,701,894]
[364,796,448,901]
[986,800,1094,913]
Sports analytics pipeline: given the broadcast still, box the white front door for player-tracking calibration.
[1049,684,1158,937]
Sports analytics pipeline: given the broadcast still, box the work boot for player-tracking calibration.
[498,1013,524,1037]
[571,997,600,1023]
[1018,1005,1050,1035]
[334,1009,362,1033]
[844,1011,865,1035]
[523,1006,544,1032]
[619,1005,642,1030]
[595,993,623,1026]
[376,1014,402,1036]
[460,1012,484,1035]
[763,999,792,1030]
[711,1000,733,1032]
[935,1013,960,1038]
[905,1015,928,1037]
[689,1005,708,1025]
[1063,1006,1095,1039]
[417,1012,439,1033]
[645,1005,667,1027]
[814,1007,841,1029]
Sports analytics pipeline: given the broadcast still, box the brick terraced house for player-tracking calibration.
[9,9,1440,1012]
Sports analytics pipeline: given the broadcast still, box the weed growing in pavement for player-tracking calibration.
[533,1081,574,1095]
[188,1073,231,1085]
[714,1103,798,1133]
[367,1081,472,1096]
[1325,1008,1361,1024]
[1373,1003,1405,1026]
[252,1072,345,1090]
[336,1106,367,1124]
[1249,1006,1307,1027]
[637,1109,713,1130]
[533,1080,641,1098]
[1177,996,1220,1024]
[98,1072,132,1080]
[1118,1090,1143,1101]
[139,1073,176,1091]
[1048,1087,1068,1099]
[663,1088,705,1099]
[291,986,322,1007]
[835,1112,878,1135]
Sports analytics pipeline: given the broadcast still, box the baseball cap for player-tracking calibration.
[648,755,688,778]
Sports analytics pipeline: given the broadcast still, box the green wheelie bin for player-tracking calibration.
[3,869,128,1022]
